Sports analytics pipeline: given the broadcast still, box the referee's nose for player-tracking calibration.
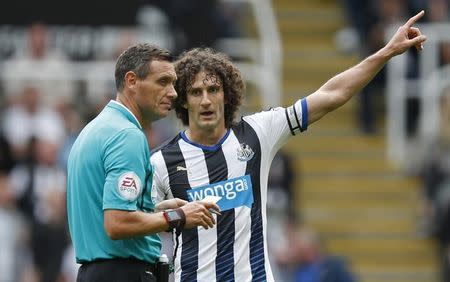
[167,84,177,100]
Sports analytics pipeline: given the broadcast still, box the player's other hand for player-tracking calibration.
[384,10,427,57]
[155,198,188,212]
[181,201,220,230]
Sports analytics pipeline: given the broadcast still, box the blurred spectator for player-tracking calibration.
[276,225,357,282]
[420,88,450,230]
[9,134,69,282]
[267,150,296,217]
[149,0,241,54]
[340,0,425,134]
[426,0,450,67]
[82,29,136,121]
[363,0,409,134]
[1,22,75,108]
[432,181,450,282]
[146,114,180,149]
[60,245,80,282]
[266,150,297,281]
[0,132,15,172]
[419,89,450,282]
[428,0,449,22]
[1,86,66,162]
[0,95,30,282]
[57,103,85,171]
[339,0,375,52]
[402,0,450,139]
[336,0,370,54]
[0,173,29,282]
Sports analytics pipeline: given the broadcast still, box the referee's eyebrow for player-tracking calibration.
[157,72,177,84]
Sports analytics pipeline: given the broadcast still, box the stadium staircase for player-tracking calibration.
[269,0,440,281]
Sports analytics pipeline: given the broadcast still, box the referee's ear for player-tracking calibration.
[124,71,137,90]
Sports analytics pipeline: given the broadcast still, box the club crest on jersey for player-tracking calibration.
[117,172,141,201]
[237,143,254,161]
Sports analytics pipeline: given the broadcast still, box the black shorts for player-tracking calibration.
[77,258,157,282]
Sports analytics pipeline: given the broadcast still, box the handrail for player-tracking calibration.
[251,0,282,108]
[419,65,450,147]
[220,0,282,109]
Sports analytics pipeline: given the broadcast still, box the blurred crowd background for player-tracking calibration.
[0,0,450,282]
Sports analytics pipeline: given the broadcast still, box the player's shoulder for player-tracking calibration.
[242,106,284,120]
[234,107,285,128]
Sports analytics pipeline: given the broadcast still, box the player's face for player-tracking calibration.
[186,71,225,132]
[135,60,177,121]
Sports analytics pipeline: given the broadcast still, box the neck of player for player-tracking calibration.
[186,126,227,147]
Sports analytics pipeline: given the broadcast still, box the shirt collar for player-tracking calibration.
[180,129,230,151]
[107,100,142,129]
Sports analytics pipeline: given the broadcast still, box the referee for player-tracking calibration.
[67,43,219,282]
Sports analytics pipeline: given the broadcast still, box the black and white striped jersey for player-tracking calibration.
[150,98,308,282]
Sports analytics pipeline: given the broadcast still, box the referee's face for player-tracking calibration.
[186,71,225,133]
[135,60,177,122]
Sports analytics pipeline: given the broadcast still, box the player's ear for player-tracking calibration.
[182,102,188,109]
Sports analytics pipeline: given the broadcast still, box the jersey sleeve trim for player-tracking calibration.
[301,98,308,131]
[284,107,296,136]
[285,98,308,135]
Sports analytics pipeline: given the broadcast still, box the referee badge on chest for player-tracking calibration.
[237,143,254,161]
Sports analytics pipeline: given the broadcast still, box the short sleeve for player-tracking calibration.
[243,97,308,155]
[102,128,149,211]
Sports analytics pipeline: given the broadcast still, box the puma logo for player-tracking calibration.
[177,166,188,171]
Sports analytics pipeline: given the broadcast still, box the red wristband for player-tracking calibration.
[163,208,186,232]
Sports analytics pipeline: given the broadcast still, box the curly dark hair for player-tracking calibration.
[174,47,245,128]
[115,43,172,92]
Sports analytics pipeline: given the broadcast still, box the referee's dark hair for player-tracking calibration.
[115,43,173,92]
[174,47,245,128]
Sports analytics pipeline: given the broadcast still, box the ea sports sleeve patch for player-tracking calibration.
[117,171,142,201]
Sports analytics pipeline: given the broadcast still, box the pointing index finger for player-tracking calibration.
[405,10,425,28]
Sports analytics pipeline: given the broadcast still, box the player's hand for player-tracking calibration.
[155,198,187,212]
[181,201,220,230]
[384,10,427,56]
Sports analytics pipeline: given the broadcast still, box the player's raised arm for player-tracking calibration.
[305,10,427,126]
